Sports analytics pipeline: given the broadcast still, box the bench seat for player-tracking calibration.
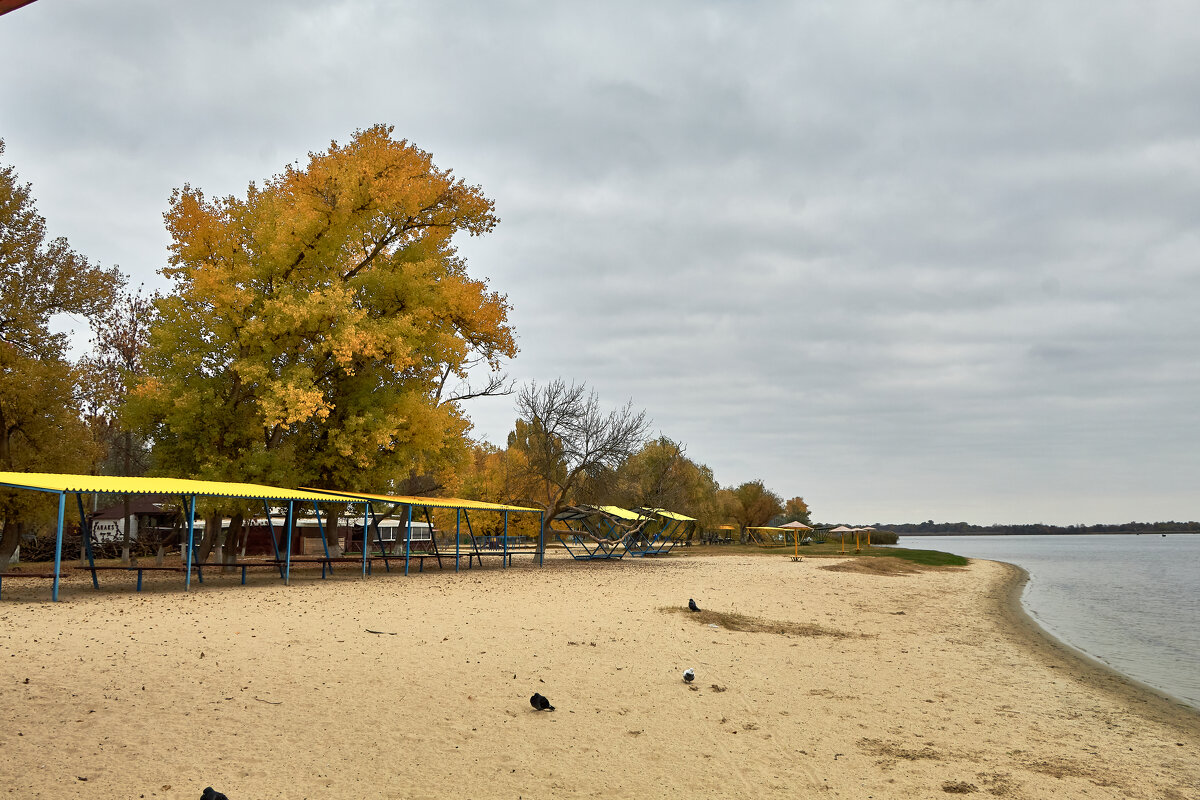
[0,571,57,599]
[74,564,206,591]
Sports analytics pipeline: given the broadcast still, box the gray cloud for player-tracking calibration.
[3,0,1197,523]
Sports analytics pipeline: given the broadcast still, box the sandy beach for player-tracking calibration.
[1,553,1197,799]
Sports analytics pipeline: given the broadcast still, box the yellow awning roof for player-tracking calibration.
[594,505,645,521]
[641,508,696,521]
[0,472,345,503]
[746,526,789,531]
[305,488,540,513]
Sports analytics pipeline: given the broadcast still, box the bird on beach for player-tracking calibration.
[688,598,700,612]
[200,788,229,800]
[683,668,695,683]
[530,692,555,711]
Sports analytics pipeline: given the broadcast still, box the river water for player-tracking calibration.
[898,534,1200,709]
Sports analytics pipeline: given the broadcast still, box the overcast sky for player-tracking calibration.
[2,1,1197,525]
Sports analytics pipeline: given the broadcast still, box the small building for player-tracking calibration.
[90,497,180,544]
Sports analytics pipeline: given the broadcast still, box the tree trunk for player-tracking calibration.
[197,511,220,563]
[213,525,226,565]
[121,430,134,564]
[540,488,570,549]
[121,493,133,565]
[222,513,244,571]
[79,493,93,566]
[160,514,183,566]
[325,505,343,557]
[0,516,19,571]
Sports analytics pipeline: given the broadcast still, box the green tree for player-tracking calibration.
[128,126,515,559]
[780,496,812,526]
[727,479,784,539]
[0,139,119,567]
[609,436,721,534]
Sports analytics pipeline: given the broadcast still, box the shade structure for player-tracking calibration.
[826,525,864,553]
[777,520,812,558]
[0,472,345,503]
[593,505,647,521]
[551,505,684,559]
[635,508,696,522]
[550,506,629,560]
[303,488,538,513]
[746,526,791,547]
[303,488,544,573]
[630,508,694,554]
[0,472,354,600]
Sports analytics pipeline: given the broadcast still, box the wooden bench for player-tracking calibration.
[465,547,539,568]
[0,571,57,599]
[220,561,287,584]
[75,564,205,591]
[274,556,378,579]
[369,552,439,573]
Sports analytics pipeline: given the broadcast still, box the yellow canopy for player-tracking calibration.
[594,505,645,521]
[745,526,789,532]
[0,472,343,503]
[641,508,696,521]
[305,488,540,513]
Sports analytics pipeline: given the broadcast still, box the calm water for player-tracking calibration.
[899,534,1200,709]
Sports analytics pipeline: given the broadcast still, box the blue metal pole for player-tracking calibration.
[361,503,369,577]
[455,509,461,573]
[314,504,332,559]
[185,495,196,590]
[51,491,66,601]
[284,500,294,585]
[538,511,544,566]
[503,511,509,568]
[404,504,412,576]
[263,500,284,578]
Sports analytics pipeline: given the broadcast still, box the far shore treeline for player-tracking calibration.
[0,128,814,567]
[887,521,1200,535]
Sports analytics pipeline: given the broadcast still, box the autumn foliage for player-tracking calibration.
[129,125,516,492]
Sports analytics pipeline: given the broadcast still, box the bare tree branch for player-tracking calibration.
[515,379,650,540]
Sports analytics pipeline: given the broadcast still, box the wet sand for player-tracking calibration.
[0,553,1197,799]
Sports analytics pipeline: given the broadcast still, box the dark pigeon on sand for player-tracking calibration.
[201,789,229,800]
[688,599,700,612]
[530,692,555,711]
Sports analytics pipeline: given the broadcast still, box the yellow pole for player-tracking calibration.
[854,530,860,553]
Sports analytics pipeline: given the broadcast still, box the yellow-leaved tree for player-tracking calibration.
[129,126,516,558]
[0,139,117,568]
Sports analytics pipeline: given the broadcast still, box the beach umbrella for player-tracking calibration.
[829,525,856,553]
[778,521,812,558]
